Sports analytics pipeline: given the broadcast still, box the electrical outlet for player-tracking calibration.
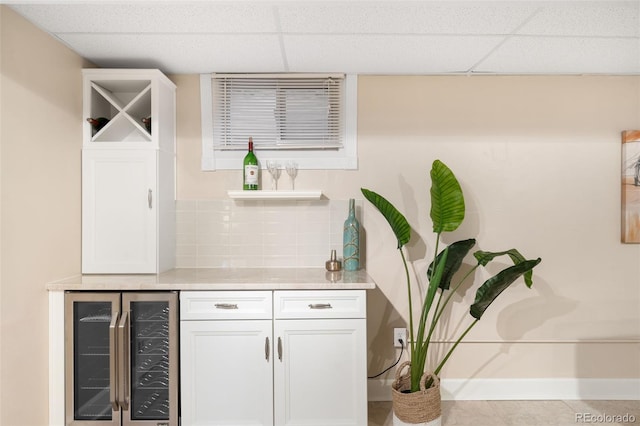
[393,328,407,348]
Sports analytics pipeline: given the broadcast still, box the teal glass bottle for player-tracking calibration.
[343,198,360,271]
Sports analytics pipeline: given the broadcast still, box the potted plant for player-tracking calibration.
[361,159,542,426]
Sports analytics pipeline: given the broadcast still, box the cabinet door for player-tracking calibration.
[273,319,367,426]
[82,149,157,273]
[180,320,273,426]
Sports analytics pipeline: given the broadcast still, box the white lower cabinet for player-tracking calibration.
[273,318,367,425]
[180,291,273,425]
[180,290,368,426]
[180,319,274,425]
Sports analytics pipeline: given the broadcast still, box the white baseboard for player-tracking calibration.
[368,378,640,401]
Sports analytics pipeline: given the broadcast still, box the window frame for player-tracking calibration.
[200,73,358,171]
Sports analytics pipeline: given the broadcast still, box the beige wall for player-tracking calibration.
[176,74,640,379]
[1,6,86,425]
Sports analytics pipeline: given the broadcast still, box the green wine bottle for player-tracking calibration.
[243,137,259,190]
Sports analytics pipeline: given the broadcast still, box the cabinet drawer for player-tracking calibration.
[274,290,366,319]
[180,291,272,320]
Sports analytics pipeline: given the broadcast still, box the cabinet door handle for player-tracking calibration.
[265,337,270,361]
[109,312,120,412]
[309,303,332,309]
[277,337,282,362]
[214,303,238,310]
[148,189,153,209]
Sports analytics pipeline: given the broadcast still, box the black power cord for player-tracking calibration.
[367,338,404,379]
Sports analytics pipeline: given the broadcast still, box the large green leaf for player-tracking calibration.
[474,249,534,288]
[469,258,542,319]
[427,238,476,290]
[430,160,465,233]
[361,188,411,249]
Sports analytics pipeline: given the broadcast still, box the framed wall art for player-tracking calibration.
[622,130,640,243]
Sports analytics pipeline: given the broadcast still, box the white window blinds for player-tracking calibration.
[212,73,344,150]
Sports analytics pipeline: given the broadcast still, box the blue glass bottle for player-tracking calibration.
[343,198,360,271]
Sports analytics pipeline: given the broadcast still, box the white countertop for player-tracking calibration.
[47,268,376,291]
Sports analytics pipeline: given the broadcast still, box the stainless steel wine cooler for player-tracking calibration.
[65,292,178,426]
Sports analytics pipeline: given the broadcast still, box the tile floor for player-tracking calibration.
[368,400,640,426]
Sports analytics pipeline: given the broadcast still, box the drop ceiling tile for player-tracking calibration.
[518,1,640,37]
[278,1,539,34]
[475,36,640,74]
[283,34,506,74]
[10,3,278,33]
[9,1,640,75]
[56,34,285,74]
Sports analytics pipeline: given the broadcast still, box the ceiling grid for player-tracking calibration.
[7,0,640,75]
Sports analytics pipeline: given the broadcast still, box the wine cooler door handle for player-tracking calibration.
[265,337,270,361]
[148,189,153,209]
[109,312,120,411]
[277,337,283,362]
[117,311,130,411]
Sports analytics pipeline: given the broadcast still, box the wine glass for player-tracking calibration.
[285,161,298,190]
[266,160,281,190]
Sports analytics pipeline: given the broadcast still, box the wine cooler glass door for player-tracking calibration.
[123,293,178,426]
[65,293,121,426]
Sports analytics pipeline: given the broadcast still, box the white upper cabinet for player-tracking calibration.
[83,69,176,151]
[81,69,176,274]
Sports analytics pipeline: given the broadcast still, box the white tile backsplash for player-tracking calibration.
[175,198,360,268]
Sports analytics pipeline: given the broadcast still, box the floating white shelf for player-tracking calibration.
[227,190,323,200]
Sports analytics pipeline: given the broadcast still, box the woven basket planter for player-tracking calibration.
[391,361,442,426]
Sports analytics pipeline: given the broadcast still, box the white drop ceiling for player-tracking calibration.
[7,0,640,75]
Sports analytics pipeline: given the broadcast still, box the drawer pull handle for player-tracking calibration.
[309,303,332,309]
[277,337,283,361]
[214,303,239,309]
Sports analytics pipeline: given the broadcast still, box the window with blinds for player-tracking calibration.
[200,73,357,171]
[212,74,344,151]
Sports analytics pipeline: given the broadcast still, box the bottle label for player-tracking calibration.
[244,165,259,185]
